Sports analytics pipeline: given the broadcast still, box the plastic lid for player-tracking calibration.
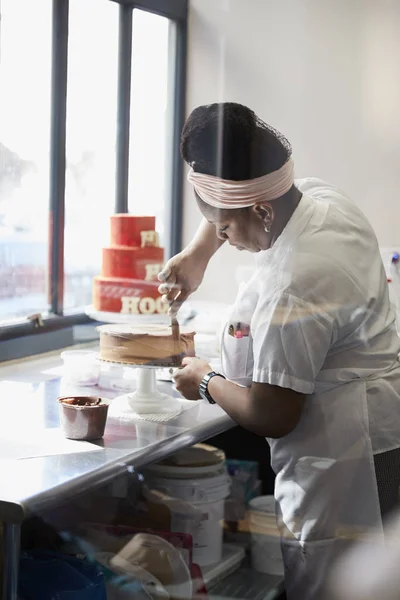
[157,444,225,468]
[145,444,226,478]
[249,495,276,514]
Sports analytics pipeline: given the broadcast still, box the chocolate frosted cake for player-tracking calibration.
[98,323,195,366]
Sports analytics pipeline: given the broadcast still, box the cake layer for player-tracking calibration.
[98,323,196,365]
[93,276,168,314]
[102,246,164,280]
[111,215,156,247]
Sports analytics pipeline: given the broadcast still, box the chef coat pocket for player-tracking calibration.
[221,321,253,386]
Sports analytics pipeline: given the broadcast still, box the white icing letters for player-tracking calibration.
[156,297,169,314]
[121,297,140,314]
[141,230,159,248]
[145,263,163,281]
[139,297,155,314]
[121,295,169,315]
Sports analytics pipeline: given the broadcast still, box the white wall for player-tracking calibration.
[183,0,400,303]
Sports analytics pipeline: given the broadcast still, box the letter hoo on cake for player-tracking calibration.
[121,296,168,315]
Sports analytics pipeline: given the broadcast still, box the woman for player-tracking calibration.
[159,103,400,599]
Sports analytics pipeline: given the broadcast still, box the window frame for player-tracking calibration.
[0,0,188,358]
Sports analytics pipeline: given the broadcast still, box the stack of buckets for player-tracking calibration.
[248,495,284,576]
[142,444,231,567]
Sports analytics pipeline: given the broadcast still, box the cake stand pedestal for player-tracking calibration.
[104,363,180,417]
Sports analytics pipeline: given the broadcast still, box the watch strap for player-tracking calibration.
[199,371,226,404]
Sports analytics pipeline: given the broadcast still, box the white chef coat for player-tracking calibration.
[221,178,400,599]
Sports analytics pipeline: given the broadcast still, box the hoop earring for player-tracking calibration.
[264,225,270,233]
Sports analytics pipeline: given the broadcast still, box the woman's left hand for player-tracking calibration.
[174,357,212,400]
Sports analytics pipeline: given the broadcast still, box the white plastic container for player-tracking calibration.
[61,350,100,386]
[143,445,231,566]
[248,495,284,576]
[98,362,136,392]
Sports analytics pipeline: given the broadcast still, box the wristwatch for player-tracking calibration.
[199,371,226,404]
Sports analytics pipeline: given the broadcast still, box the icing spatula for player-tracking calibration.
[171,315,181,365]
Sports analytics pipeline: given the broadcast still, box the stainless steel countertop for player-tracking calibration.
[0,377,234,523]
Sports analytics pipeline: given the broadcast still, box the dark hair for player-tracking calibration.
[181,102,291,181]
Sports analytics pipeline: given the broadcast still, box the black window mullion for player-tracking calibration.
[49,0,69,315]
[167,11,187,257]
[115,3,133,214]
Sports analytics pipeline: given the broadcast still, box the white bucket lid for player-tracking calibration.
[145,444,225,479]
[249,495,276,514]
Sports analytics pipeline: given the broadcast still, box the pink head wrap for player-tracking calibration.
[187,158,294,209]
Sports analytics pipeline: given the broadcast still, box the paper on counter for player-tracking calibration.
[0,428,102,460]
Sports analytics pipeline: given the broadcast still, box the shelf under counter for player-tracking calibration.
[0,346,235,599]
[0,376,234,523]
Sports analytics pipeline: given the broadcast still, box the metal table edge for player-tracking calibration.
[5,413,235,522]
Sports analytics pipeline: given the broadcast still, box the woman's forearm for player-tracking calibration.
[187,218,225,263]
[207,376,304,438]
[207,377,268,436]
[174,357,304,437]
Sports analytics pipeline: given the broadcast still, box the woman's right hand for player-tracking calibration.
[158,248,208,315]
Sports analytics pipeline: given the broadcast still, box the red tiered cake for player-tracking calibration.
[93,215,167,315]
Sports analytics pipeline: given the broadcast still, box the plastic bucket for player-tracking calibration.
[61,350,100,386]
[248,495,284,576]
[143,445,230,566]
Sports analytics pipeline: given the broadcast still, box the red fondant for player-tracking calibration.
[110,215,156,247]
[102,246,164,279]
[93,276,165,313]
[94,215,165,313]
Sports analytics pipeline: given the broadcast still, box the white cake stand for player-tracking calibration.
[89,305,182,416]
[100,360,180,417]
[86,305,170,325]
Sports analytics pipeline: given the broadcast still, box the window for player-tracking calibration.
[0,0,52,321]
[64,0,119,311]
[128,9,170,244]
[0,0,187,355]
